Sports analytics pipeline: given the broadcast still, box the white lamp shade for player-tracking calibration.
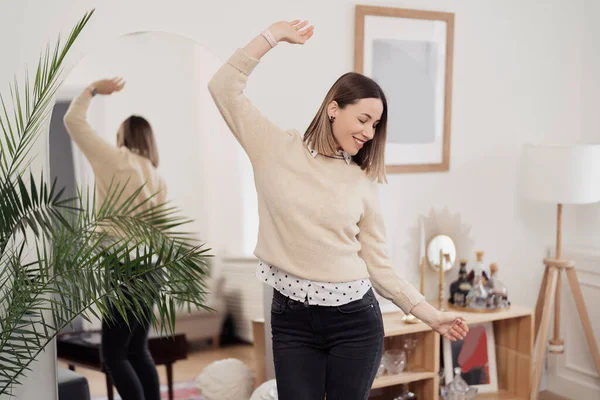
[521,144,600,204]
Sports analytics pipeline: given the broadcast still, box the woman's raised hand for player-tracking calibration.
[270,20,314,45]
[90,78,125,95]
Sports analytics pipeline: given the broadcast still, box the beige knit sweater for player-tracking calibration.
[208,49,424,313]
[63,90,167,227]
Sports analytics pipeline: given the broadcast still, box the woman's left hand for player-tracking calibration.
[430,312,469,341]
[90,77,125,95]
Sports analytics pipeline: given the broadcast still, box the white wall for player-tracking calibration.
[576,0,600,246]
[0,0,595,398]
[547,0,600,397]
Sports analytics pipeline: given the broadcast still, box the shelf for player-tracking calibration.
[383,313,432,336]
[381,304,533,400]
[446,304,533,325]
[383,303,534,337]
[475,390,526,399]
[371,370,436,389]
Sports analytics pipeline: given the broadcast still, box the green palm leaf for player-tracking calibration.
[0,194,211,393]
[0,172,74,243]
[0,9,213,396]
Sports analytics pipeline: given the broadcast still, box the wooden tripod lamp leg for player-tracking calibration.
[549,269,564,354]
[549,203,565,353]
[534,265,549,336]
[565,267,600,376]
[531,266,558,400]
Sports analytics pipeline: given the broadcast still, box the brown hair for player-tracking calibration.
[304,72,388,183]
[119,115,159,167]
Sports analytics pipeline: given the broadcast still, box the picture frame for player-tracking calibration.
[354,5,455,173]
[443,322,498,393]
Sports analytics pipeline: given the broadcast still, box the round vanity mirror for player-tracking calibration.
[426,234,456,272]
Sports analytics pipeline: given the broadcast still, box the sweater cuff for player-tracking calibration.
[393,286,425,315]
[228,49,260,76]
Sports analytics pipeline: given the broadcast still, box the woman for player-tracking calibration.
[208,20,469,399]
[63,78,166,400]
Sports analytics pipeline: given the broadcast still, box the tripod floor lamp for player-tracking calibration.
[521,144,600,399]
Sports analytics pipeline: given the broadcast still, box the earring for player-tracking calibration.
[329,115,336,123]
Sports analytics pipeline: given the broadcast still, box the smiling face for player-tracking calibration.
[303,72,389,183]
[328,98,384,156]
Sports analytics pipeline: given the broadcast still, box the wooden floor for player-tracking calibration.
[539,393,569,400]
[59,343,569,399]
[58,343,257,397]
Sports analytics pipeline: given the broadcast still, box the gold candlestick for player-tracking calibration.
[439,249,445,311]
[419,256,425,295]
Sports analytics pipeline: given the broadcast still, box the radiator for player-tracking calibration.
[220,256,264,342]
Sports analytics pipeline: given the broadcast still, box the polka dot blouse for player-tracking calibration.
[257,260,372,306]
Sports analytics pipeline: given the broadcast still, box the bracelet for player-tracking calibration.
[90,87,97,97]
[261,29,278,48]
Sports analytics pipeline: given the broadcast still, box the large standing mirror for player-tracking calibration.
[48,31,251,399]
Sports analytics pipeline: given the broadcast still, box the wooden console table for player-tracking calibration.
[253,303,533,400]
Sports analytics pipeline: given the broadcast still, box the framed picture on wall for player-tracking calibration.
[443,322,499,393]
[354,5,455,173]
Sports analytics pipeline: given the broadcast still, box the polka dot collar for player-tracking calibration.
[306,142,352,165]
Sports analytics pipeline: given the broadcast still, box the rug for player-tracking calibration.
[92,380,203,400]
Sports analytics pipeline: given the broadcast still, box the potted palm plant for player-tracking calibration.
[0,10,212,396]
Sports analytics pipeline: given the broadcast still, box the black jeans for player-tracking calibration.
[271,287,384,400]
[101,288,160,400]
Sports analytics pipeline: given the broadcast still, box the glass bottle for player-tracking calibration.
[485,263,509,308]
[449,260,472,307]
[393,384,416,400]
[465,259,488,310]
[445,367,478,400]
[467,251,490,284]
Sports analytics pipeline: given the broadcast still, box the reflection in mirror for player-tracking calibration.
[52,32,239,249]
[426,234,456,271]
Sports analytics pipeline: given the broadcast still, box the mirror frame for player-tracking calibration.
[426,234,456,272]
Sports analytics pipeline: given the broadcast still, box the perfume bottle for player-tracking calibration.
[445,367,478,400]
[467,251,490,284]
[485,263,509,309]
[466,260,488,310]
[449,260,472,307]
